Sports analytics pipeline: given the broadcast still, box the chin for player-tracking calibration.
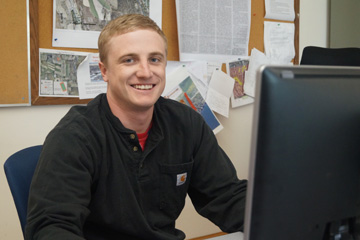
[133,100,157,110]
[137,95,160,105]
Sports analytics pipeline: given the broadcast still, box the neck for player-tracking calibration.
[107,96,154,133]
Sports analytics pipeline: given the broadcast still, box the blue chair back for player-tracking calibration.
[3,145,42,235]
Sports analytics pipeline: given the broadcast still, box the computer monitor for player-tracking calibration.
[244,65,360,240]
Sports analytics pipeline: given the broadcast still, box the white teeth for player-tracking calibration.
[133,85,153,90]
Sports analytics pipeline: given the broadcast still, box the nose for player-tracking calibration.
[136,61,153,78]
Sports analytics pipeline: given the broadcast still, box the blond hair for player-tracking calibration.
[98,14,168,65]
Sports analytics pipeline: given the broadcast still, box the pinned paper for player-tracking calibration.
[206,69,235,118]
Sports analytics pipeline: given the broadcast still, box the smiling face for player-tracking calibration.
[99,29,167,113]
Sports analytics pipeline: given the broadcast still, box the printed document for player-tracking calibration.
[77,53,107,99]
[244,47,293,98]
[264,21,295,63]
[176,0,251,62]
[206,69,235,118]
[166,61,223,100]
[226,59,254,108]
[244,48,271,98]
[264,0,295,21]
[163,66,223,134]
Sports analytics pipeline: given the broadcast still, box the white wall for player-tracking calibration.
[0,1,328,239]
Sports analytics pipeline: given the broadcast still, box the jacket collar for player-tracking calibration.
[98,94,164,143]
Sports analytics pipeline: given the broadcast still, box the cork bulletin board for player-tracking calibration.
[0,1,30,106]
[4,0,299,106]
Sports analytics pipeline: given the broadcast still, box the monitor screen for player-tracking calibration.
[244,65,360,240]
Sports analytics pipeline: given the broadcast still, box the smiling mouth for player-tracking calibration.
[132,84,155,90]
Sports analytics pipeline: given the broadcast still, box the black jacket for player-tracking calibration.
[26,94,247,240]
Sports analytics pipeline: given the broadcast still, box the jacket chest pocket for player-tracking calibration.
[159,159,194,219]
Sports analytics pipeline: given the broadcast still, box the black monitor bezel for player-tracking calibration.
[244,65,360,240]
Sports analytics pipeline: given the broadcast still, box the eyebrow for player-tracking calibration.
[149,51,166,58]
[117,52,166,63]
[117,54,136,63]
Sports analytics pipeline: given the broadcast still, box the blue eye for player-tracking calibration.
[124,58,134,63]
[150,58,160,63]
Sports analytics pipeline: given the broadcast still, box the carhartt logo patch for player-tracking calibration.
[176,173,187,186]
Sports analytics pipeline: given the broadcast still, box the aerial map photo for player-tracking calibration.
[39,51,87,96]
[55,0,150,31]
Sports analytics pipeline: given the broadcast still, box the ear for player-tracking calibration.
[99,61,109,83]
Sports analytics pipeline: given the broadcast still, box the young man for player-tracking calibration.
[26,14,247,240]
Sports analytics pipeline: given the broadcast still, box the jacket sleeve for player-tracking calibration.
[25,128,97,240]
[188,117,247,233]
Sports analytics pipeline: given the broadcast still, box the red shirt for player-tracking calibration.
[137,122,152,150]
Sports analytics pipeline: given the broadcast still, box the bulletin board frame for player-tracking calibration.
[29,0,299,105]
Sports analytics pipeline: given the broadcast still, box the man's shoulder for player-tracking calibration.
[54,94,105,131]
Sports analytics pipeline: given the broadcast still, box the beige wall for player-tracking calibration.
[329,0,360,48]
[0,1,328,239]
[299,0,329,58]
